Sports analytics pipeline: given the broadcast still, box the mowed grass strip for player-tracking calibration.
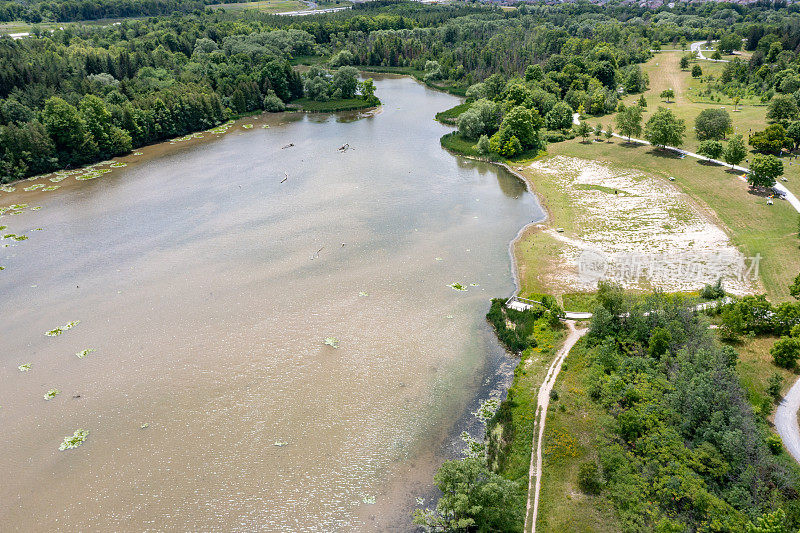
[536,339,620,533]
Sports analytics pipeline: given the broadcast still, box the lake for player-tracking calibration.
[0,75,545,531]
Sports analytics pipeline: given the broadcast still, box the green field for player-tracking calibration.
[207,0,308,12]
[207,0,350,13]
[608,51,800,200]
[520,139,799,301]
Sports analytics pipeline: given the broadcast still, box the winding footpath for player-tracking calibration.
[524,321,588,533]
[776,378,800,463]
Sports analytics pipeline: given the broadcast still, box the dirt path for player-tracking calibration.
[524,320,589,533]
[776,376,800,463]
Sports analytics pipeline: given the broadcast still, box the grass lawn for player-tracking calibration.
[206,0,309,12]
[536,338,620,532]
[734,334,798,414]
[515,138,799,302]
[603,51,800,200]
[488,320,567,514]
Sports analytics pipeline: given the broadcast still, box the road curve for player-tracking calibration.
[524,321,588,533]
[776,376,800,463]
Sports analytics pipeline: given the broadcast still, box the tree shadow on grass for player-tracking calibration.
[647,148,682,159]
[619,140,646,148]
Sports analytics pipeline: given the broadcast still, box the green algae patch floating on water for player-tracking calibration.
[242,124,253,129]
[449,283,467,291]
[42,185,60,191]
[76,348,94,359]
[18,363,31,372]
[44,388,60,400]
[45,320,80,337]
[110,162,126,168]
[358,291,369,297]
[323,337,340,348]
[59,429,88,450]
[0,185,15,192]
[133,152,143,156]
[23,184,44,191]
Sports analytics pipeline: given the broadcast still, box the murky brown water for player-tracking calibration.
[0,76,544,531]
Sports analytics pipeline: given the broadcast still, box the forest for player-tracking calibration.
[4,1,800,181]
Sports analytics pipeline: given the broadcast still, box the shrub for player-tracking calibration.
[577,462,602,494]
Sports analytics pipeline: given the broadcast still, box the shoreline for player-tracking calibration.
[439,142,554,298]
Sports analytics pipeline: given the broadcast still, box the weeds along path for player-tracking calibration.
[524,320,589,533]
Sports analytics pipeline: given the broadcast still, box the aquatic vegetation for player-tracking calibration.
[18,363,31,372]
[242,124,253,129]
[358,291,369,297]
[10,235,28,241]
[110,162,127,168]
[31,207,41,211]
[59,429,88,450]
[470,283,480,287]
[362,495,376,505]
[23,184,44,191]
[474,398,500,424]
[42,185,60,191]
[0,185,15,192]
[140,423,149,429]
[76,348,95,359]
[460,431,485,458]
[0,204,27,216]
[324,337,340,348]
[262,124,270,129]
[45,320,79,336]
[416,497,425,506]
[133,152,143,156]
[49,176,67,183]
[0,266,4,270]
[435,257,443,261]
[273,440,287,447]
[0,226,6,231]
[44,388,60,400]
[449,283,467,291]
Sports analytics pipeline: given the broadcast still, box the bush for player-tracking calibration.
[263,91,285,112]
[767,434,783,455]
[700,278,725,299]
[486,298,541,353]
[577,461,602,494]
[772,336,800,369]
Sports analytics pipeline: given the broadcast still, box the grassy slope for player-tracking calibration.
[611,51,800,201]
[536,338,620,532]
[489,320,567,513]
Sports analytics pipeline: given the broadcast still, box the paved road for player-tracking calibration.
[524,321,588,533]
[690,40,730,63]
[776,377,800,463]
